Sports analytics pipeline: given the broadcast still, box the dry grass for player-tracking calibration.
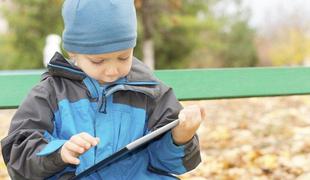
[1,96,310,180]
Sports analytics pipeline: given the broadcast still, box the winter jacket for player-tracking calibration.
[1,52,201,180]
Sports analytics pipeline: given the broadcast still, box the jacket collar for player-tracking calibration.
[47,52,158,82]
[45,52,160,100]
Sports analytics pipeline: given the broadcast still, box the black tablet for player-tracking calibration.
[72,119,180,180]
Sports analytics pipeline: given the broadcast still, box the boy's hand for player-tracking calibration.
[172,105,205,145]
[60,132,100,165]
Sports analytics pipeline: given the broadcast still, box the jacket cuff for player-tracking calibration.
[160,131,185,157]
[36,139,67,156]
[46,148,68,168]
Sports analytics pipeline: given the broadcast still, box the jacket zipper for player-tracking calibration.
[94,88,108,164]
[93,117,97,164]
[99,88,107,114]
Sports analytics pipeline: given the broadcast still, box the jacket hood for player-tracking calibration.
[45,52,159,83]
[44,52,163,102]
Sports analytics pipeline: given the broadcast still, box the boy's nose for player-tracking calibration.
[104,67,118,77]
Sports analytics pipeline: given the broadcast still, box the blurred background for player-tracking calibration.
[0,0,310,179]
[1,0,310,70]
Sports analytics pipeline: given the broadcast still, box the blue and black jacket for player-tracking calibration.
[1,52,201,180]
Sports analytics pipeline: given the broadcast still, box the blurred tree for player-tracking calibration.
[186,0,258,68]
[135,0,258,69]
[135,0,210,69]
[0,0,63,70]
[213,19,258,67]
[1,0,257,70]
[135,0,158,70]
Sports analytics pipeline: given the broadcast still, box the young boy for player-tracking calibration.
[1,0,204,179]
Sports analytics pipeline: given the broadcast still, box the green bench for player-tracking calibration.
[1,67,310,109]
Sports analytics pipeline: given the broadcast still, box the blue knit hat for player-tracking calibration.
[62,0,137,54]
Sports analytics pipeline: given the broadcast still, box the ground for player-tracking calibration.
[0,96,310,180]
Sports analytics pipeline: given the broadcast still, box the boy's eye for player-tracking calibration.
[90,59,105,64]
[118,56,129,61]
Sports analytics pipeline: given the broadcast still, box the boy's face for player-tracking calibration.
[71,48,133,84]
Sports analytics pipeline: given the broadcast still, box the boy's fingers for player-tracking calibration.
[178,111,186,121]
[62,148,80,165]
[70,135,91,149]
[79,132,99,146]
[185,105,204,119]
[178,105,203,129]
[65,141,85,154]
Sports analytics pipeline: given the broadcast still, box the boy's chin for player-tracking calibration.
[98,77,118,84]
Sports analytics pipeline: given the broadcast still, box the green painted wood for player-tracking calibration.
[1,67,310,109]
[155,67,310,100]
[0,70,44,109]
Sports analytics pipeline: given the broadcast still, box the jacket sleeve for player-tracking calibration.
[1,83,67,180]
[146,86,201,175]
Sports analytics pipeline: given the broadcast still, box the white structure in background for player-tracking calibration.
[0,15,8,34]
[43,34,62,67]
[0,2,9,34]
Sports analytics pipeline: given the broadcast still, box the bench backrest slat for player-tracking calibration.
[157,67,310,100]
[1,67,310,109]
